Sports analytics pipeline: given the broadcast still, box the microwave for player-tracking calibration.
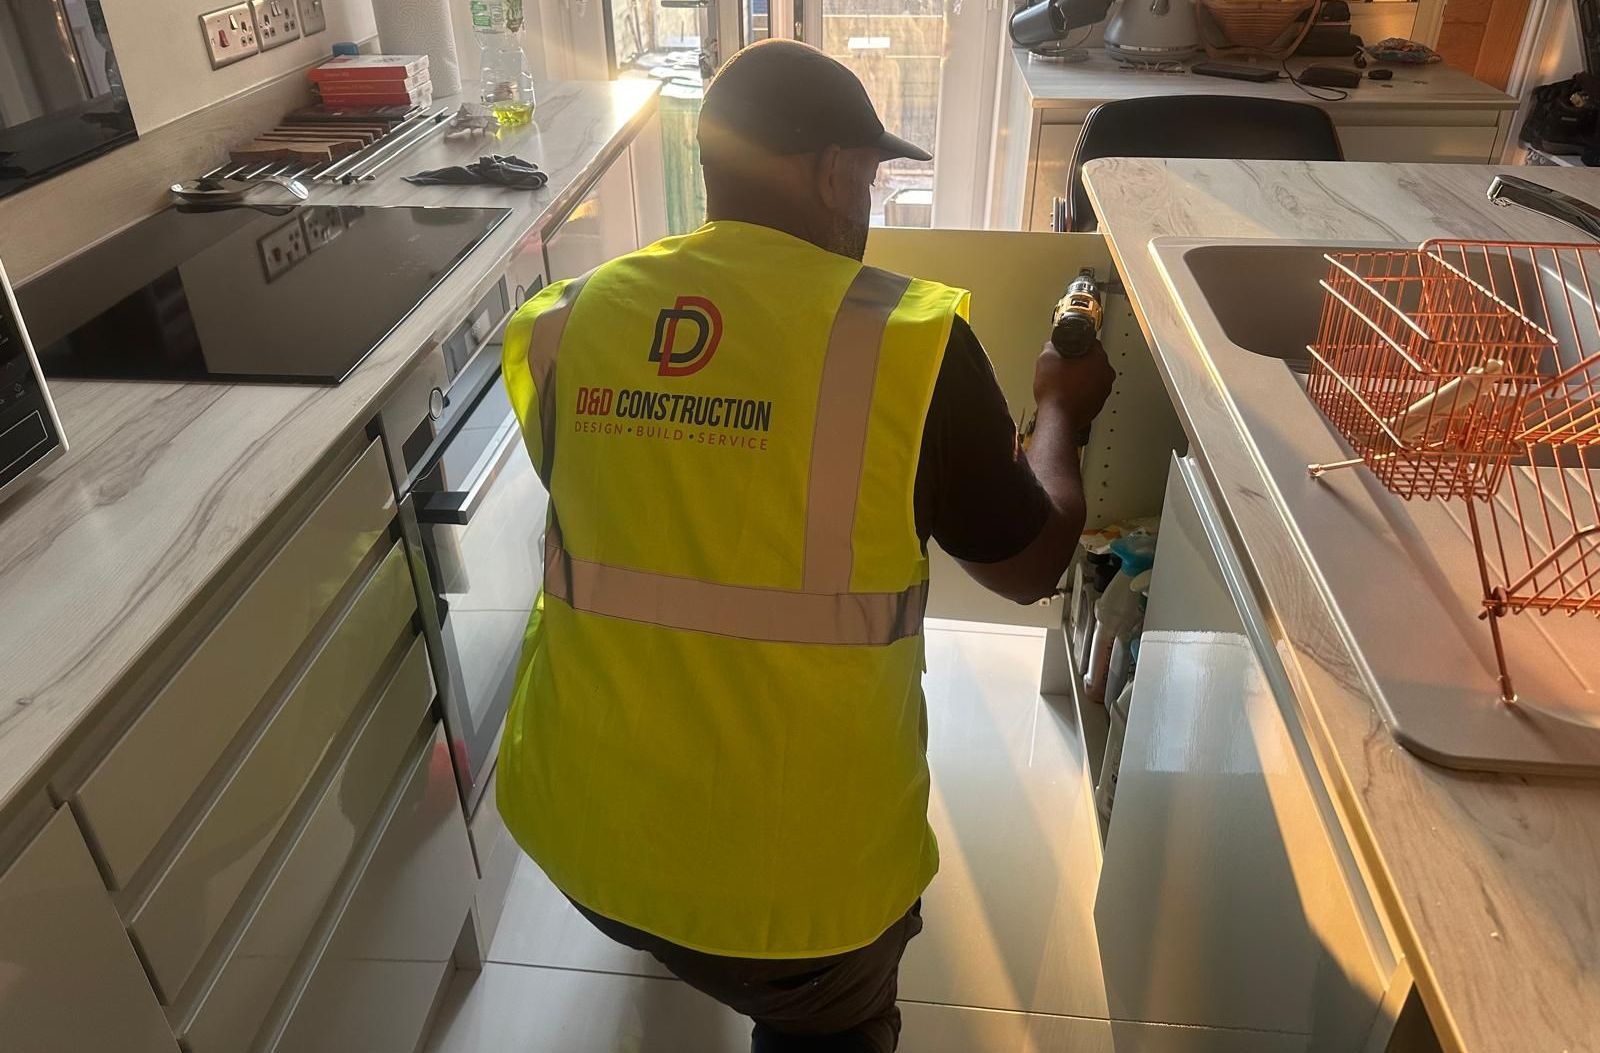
[0,257,66,504]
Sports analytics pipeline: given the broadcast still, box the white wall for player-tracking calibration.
[445,0,611,87]
[1525,0,1583,87]
[99,0,378,131]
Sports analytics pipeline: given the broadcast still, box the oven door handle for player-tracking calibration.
[414,413,524,526]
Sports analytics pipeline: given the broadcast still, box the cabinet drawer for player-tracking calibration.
[267,726,474,1053]
[78,440,396,889]
[180,636,435,1053]
[130,542,418,1002]
[0,810,179,1053]
[1338,123,1500,164]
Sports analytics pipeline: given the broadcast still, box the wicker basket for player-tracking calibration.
[1197,0,1318,58]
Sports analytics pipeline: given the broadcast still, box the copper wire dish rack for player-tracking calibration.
[1306,240,1600,703]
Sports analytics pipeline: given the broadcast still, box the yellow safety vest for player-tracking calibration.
[498,220,969,959]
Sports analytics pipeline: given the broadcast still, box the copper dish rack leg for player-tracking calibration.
[1467,500,1519,705]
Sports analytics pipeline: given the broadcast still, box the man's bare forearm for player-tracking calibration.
[957,397,1087,604]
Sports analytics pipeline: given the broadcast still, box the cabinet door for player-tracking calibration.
[1094,456,1394,1043]
[0,810,178,1053]
[545,158,640,282]
[862,229,1185,627]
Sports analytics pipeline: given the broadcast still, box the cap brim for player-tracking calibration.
[877,130,932,162]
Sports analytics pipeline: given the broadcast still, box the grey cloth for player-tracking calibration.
[403,154,549,189]
[573,899,924,1052]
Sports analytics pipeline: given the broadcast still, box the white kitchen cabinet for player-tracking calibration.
[179,636,436,1053]
[545,153,641,282]
[862,228,1185,627]
[1094,456,1404,1046]
[130,542,419,1003]
[994,50,1519,231]
[266,726,475,1053]
[73,440,396,890]
[0,809,178,1053]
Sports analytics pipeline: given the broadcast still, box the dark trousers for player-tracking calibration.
[574,901,923,1053]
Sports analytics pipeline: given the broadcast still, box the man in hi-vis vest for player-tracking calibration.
[498,39,1115,1053]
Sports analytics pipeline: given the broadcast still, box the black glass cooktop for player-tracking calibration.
[19,204,511,385]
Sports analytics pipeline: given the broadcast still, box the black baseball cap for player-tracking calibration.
[698,40,932,163]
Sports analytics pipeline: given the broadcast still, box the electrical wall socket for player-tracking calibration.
[251,0,301,50]
[259,218,309,281]
[301,208,345,251]
[200,3,259,69]
[297,0,327,36]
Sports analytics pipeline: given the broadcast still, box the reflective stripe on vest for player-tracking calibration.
[524,272,591,481]
[530,264,921,647]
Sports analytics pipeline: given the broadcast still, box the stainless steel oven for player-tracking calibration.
[377,238,547,815]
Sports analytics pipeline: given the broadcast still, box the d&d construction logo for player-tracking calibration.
[573,296,774,451]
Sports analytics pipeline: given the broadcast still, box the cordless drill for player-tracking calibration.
[1022,268,1104,449]
[1050,269,1104,359]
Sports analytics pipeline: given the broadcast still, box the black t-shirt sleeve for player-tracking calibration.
[913,316,1052,563]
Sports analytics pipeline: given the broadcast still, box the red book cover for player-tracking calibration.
[311,74,428,93]
[309,55,429,83]
[316,85,435,107]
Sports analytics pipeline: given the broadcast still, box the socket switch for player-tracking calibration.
[200,3,259,68]
[297,0,327,35]
[251,0,301,50]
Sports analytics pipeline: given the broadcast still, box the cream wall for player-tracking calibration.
[100,0,378,131]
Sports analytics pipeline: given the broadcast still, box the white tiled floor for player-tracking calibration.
[423,625,1306,1053]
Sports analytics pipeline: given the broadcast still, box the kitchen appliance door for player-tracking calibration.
[410,375,547,813]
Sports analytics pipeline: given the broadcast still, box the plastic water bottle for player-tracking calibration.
[471,0,534,124]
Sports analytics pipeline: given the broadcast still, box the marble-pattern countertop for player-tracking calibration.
[1084,157,1600,1053]
[1016,48,1517,114]
[0,79,659,820]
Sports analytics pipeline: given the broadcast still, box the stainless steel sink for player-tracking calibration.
[1151,236,1600,775]
[1169,243,1344,369]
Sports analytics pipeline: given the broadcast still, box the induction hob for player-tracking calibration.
[19,204,511,385]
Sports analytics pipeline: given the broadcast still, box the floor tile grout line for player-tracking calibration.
[481,957,682,984]
[893,999,1308,1037]
[468,964,1308,1040]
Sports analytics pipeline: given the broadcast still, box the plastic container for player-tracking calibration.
[1095,678,1135,826]
[471,0,535,124]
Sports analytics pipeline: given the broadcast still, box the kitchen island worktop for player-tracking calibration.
[0,78,659,823]
[1084,157,1600,1053]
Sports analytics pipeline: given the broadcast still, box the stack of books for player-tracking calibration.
[309,55,432,110]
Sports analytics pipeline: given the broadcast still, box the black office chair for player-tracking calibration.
[1065,95,1345,232]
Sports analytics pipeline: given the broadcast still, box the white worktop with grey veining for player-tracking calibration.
[1084,157,1600,1053]
[0,78,659,819]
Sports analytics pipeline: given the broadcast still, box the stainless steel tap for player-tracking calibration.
[1488,174,1600,241]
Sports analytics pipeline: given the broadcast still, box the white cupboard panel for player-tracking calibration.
[269,726,474,1053]
[77,440,394,889]
[1339,124,1499,164]
[131,542,418,1001]
[0,810,178,1053]
[181,637,435,1053]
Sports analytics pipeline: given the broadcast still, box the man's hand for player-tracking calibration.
[1033,339,1117,428]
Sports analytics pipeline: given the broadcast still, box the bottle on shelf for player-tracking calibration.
[471,0,535,125]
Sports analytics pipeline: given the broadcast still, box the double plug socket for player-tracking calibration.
[202,0,323,69]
